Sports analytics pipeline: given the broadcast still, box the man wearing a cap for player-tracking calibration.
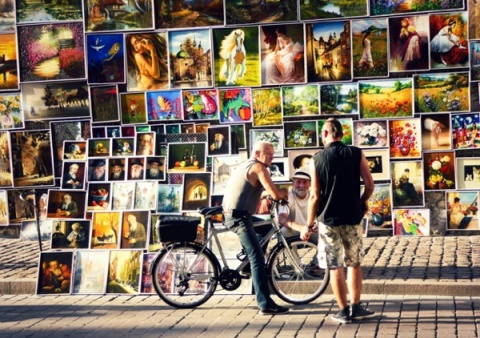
[88,159,106,181]
[109,159,125,181]
[146,158,164,179]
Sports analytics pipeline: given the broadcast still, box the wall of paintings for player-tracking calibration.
[0,0,479,294]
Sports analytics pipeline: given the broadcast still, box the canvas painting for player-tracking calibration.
[72,250,109,294]
[61,161,85,190]
[111,138,135,157]
[370,0,462,16]
[270,157,289,182]
[182,173,211,211]
[182,89,219,120]
[106,250,142,294]
[352,18,389,79]
[119,92,147,125]
[120,210,149,249]
[456,158,480,190]
[353,120,388,148]
[420,114,451,151]
[144,156,165,181]
[363,148,390,181]
[145,90,182,121]
[231,124,246,150]
[225,0,297,25]
[212,152,248,195]
[283,120,318,149]
[16,0,82,24]
[469,0,480,40]
[140,253,155,294]
[359,78,413,119]
[213,27,260,88]
[155,0,224,29]
[87,182,111,211]
[249,129,283,157]
[260,23,305,86]
[451,113,480,149]
[207,125,230,156]
[167,142,206,174]
[389,119,422,159]
[219,88,252,124]
[0,189,8,224]
[88,138,111,158]
[134,181,158,210]
[90,85,120,123]
[471,41,480,82]
[364,183,393,237]
[388,15,429,72]
[391,160,424,207]
[169,28,212,89]
[86,33,125,85]
[446,191,479,231]
[0,132,12,187]
[320,83,358,115]
[37,251,73,294]
[0,33,18,91]
[423,151,456,191]
[46,189,87,219]
[0,0,14,32]
[51,220,91,249]
[157,184,183,214]
[0,93,22,130]
[300,0,367,20]
[287,149,317,177]
[90,211,121,249]
[20,219,51,241]
[306,21,352,83]
[147,215,162,252]
[17,23,85,82]
[111,182,135,210]
[282,85,319,117]
[63,141,87,161]
[252,87,283,127]
[393,208,430,236]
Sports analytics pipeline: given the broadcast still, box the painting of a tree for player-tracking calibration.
[252,87,282,127]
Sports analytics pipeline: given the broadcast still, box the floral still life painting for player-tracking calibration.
[0,93,24,130]
[364,183,393,237]
[389,119,421,159]
[354,121,388,148]
[423,151,456,191]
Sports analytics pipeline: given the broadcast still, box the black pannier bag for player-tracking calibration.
[158,215,201,243]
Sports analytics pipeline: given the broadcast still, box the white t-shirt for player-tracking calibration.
[280,189,310,224]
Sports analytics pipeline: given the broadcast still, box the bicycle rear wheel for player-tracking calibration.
[151,242,220,308]
[268,238,329,304]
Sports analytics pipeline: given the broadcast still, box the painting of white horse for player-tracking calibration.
[219,29,247,86]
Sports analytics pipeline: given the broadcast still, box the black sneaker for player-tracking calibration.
[259,304,290,315]
[350,303,376,320]
[331,307,351,324]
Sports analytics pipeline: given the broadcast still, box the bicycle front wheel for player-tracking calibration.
[151,242,220,308]
[268,239,329,304]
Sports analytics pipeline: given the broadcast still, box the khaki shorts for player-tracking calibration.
[317,222,364,269]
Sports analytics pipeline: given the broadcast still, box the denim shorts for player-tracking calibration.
[317,222,364,269]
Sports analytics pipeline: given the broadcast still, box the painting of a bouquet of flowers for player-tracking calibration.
[424,151,455,190]
[389,119,421,158]
[0,94,24,130]
[364,183,393,236]
[354,121,387,148]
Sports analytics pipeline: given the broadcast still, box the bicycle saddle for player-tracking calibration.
[198,205,223,216]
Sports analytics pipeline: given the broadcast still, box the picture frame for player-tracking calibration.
[108,158,126,182]
[72,250,109,294]
[182,173,211,212]
[120,210,149,249]
[423,151,456,191]
[126,157,145,180]
[145,90,183,121]
[86,33,125,85]
[47,189,87,220]
[300,0,367,20]
[252,87,283,127]
[0,33,18,91]
[8,189,35,224]
[157,184,183,214]
[87,138,111,158]
[218,88,252,124]
[89,85,120,124]
[90,211,121,249]
[231,124,247,150]
[419,113,452,151]
[212,26,260,88]
[270,157,290,182]
[212,151,248,195]
[0,132,13,187]
[363,148,390,181]
[180,123,195,134]
[0,93,24,129]
[389,118,422,159]
[207,125,231,156]
[283,120,318,149]
[195,123,210,134]
[37,251,74,295]
[446,191,479,230]
[106,127,121,138]
[147,215,162,252]
[359,78,413,119]
[0,189,8,225]
[182,89,219,120]
[0,0,14,33]
[364,183,393,237]
[393,208,430,236]
[391,160,424,207]
[353,120,388,148]
[87,182,111,211]
[61,161,86,190]
[451,113,480,149]
[167,142,207,174]
[225,0,297,25]
[282,84,320,117]
[168,28,213,89]
[17,23,85,82]
[111,182,135,210]
[155,0,224,29]
[119,92,147,125]
[87,158,108,182]
[140,253,156,294]
[287,149,317,177]
[106,250,142,294]
[145,156,165,181]
[16,0,82,23]
[134,181,158,210]
[20,219,51,241]
[165,124,180,134]
[51,220,91,249]
[111,138,135,157]
[370,0,463,16]
[320,83,359,115]
[63,141,87,161]
[249,129,284,157]
[456,158,480,190]
[136,132,155,156]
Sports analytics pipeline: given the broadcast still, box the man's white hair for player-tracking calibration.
[251,141,272,159]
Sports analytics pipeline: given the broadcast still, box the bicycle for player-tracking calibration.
[150,198,330,309]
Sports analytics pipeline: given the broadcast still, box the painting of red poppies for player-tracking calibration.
[17,23,85,82]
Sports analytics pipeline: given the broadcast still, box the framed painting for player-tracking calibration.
[456,158,480,190]
[147,215,162,252]
[134,181,158,210]
[120,210,149,249]
[320,83,358,115]
[420,114,451,151]
[92,126,106,138]
[108,158,126,182]
[17,23,85,82]
[287,149,317,177]
[180,123,195,134]
[391,160,424,207]
[157,184,183,214]
[212,151,248,195]
[168,28,213,89]
[87,158,107,182]
[182,173,211,212]
[414,72,470,113]
[86,33,125,85]
[300,0,367,20]
[249,129,284,157]
[370,0,463,16]
[119,92,147,125]
[353,120,388,148]
[111,182,135,210]
[145,90,182,121]
[393,208,430,236]
[212,26,260,88]
[364,183,393,237]
[469,0,480,40]
[0,189,8,224]
[111,138,135,157]
[207,125,230,156]
[429,12,469,69]
[85,0,154,32]
[305,21,352,83]
[63,141,86,161]
[167,142,206,174]
[446,191,479,231]
[106,127,121,138]
[145,156,165,181]
[363,148,390,181]
[106,250,142,294]
[126,157,145,181]
[195,123,210,134]
[0,0,14,32]
[90,85,120,124]
[471,41,480,82]
[252,87,283,127]
[20,219,51,241]
[283,120,318,149]
[90,211,121,249]
[0,34,18,91]
[352,18,389,79]
[121,126,135,137]
[318,118,353,146]
[87,182,111,211]
[140,253,156,294]
[282,84,319,117]
[61,161,86,190]
[182,89,219,121]
[23,81,90,121]
[0,132,12,187]
[388,119,422,159]
[135,132,155,156]
[231,124,246,150]
[10,130,55,187]
[451,113,480,149]
[155,0,223,28]
[87,138,111,158]
[388,15,429,72]
[72,250,109,294]
[125,32,169,91]
[218,88,252,124]
[165,124,180,134]
[260,23,305,86]
[358,78,413,119]
[16,0,82,23]
[225,0,297,25]
[51,220,91,249]
[423,151,456,191]
[47,190,87,220]
[36,251,73,294]
[270,157,290,182]
[0,93,23,130]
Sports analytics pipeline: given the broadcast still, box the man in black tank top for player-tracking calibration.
[307,118,376,324]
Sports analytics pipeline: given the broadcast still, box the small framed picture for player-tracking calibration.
[167,142,207,174]
[86,33,125,85]
[106,127,121,138]
[249,129,284,157]
[207,125,231,156]
[46,190,87,220]
[270,157,290,182]
[420,114,451,151]
[134,181,158,210]
[119,92,147,125]
[106,250,142,294]
[0,93,24,129]
[212,152,248,195]
[140,253,156,294]
[182,173,211,212]
[120,210,150,249]
[180,123,195,134]
[182,89,219,120]
[63,141,87,160]
[362,148,390,181]
[86,1,154,32]
[61,161,86,190]
[423,151,456,191]
[353,120,388,148]
[391,160,424,207]
[136,132,155,156]
[51,220,91,249]
[318,118,353,146]
[320,83,358,115]
[219,88,252,124]
[72,250,109,295]
[393,208,430,236]
[145,90,183,121]
[108,158,126,181]
[87,182,112,211]
[252,87,283,127]
[287,149,317,178]
[127,157,145,180]
[87,138,111,157]
[37,251,74,295]
[282,84,319,117]
[446,191,479,231]
[283,120,318,149]
[363,183,393,237]
[389,119,422,159]
[111,182,135,211]
[157,184,183,214]
[145,156,165,181]
[456,158,480,190]
[90,211,121,249]
[451,113,480,149]
[90,85,120,124]
[111,138,135,157]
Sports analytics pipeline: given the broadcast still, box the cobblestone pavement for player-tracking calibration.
[0,294,478,338]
